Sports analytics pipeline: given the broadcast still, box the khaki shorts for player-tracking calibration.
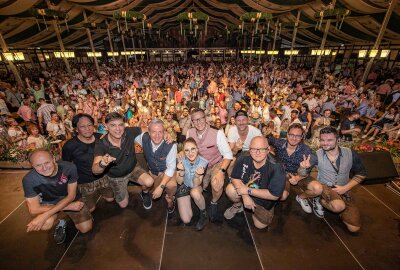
[107,164,147,203]
[78,177,114,210]
[321,185,361,227]
[203,160,223,188]
[253,204,274,226]
[284,175,315,195]
[65,203,92,224]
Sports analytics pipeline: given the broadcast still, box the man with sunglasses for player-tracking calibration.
[267,123,318,214]
[186,108,233,222]
[224,136,286,229]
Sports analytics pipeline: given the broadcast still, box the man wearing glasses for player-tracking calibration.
[186,108,233,222]
[224,136,286,229]
[267,123,318,215]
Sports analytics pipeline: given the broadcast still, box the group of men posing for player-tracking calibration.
[23,107,366,244]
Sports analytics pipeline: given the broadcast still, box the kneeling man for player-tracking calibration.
[23,149,92,244]
[224,136,286,229]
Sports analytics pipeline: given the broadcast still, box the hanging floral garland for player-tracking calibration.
[177,12,209,36]
[314,8,350,30]
[29,8,69,31]
[240,12,273,35]
[113,10,147,32]
[83,22,108,30]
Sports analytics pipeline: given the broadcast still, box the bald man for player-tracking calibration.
[224,136,286,229]
[22,149,92,244]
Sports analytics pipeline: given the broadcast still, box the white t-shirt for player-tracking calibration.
[227,125,262,151]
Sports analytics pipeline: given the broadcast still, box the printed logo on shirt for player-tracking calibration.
[58,173,68,185]
[247,170,261,189]
[241,164,248,179]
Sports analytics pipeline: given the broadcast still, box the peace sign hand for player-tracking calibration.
[300,154,311,169]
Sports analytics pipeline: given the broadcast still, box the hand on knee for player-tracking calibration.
[280,191,289,201]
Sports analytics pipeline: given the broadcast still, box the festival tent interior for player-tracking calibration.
[0,1,400,269]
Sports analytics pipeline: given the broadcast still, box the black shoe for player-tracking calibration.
[54,219,67,245]
[196,210,208,231]
[141,192,152,210]
[209,202,218,223]
[167,199,176,215]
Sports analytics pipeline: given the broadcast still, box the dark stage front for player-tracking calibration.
[0,170,399,270]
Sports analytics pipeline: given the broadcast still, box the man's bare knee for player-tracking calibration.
[76,220,93,234]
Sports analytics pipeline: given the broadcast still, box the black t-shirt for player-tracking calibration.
[93,127,141,178]
[22,161,79,204]
[231,154,286,209]
[340,118,356,139]
[62,133,103,184]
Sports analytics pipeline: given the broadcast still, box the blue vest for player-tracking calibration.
[142,133,174,175]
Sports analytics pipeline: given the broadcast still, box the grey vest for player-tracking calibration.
[316,147,352,186]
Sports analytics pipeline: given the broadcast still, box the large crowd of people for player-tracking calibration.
[0,59,399,244]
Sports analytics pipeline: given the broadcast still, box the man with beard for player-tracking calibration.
[267,123,317,210]
[62,114,114,213]
[299,127,366,232]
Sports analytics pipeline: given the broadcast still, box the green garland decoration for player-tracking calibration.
[314,8,351,19]
[113,10,146,21]
[29,8,68,20]
[83,22,108,29]
[177,12,209,22]
[240,12,273,22]
[314,8,350,29]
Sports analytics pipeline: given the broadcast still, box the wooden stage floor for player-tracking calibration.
[0,169,399,270]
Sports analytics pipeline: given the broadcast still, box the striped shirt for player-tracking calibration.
[37,103,56,125]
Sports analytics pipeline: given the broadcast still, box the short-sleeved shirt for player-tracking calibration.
[231,155,286,209]
[93,127,141,178]
[227,125,262,151]
[268,137,317,174]
[62,133,103,184]
[22,161,79,204]
[181,156,208,188]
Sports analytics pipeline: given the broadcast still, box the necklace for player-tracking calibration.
[196,127,207,139]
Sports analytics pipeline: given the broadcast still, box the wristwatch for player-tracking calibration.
[160,184,166,189]
[248,188,252,195]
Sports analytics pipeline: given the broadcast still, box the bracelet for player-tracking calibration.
[99,161,107,169]
[247,188,252,195]
[178,172,185,177]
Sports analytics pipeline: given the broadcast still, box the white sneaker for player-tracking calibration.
[296,195,312,213]
[312,197,324,218]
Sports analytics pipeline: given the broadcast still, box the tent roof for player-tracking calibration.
[0,0,399,49]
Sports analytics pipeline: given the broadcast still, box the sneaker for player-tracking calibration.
[223,203,244,220]
[296,195,312,214]
[312,197,324,218]
[209,201,218,223]
[141,192,152,210]
[368,136,375,141]
[361,135,368,139]
[167,199,176,215]
[196,210,208,231]
[54,219,67,245]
